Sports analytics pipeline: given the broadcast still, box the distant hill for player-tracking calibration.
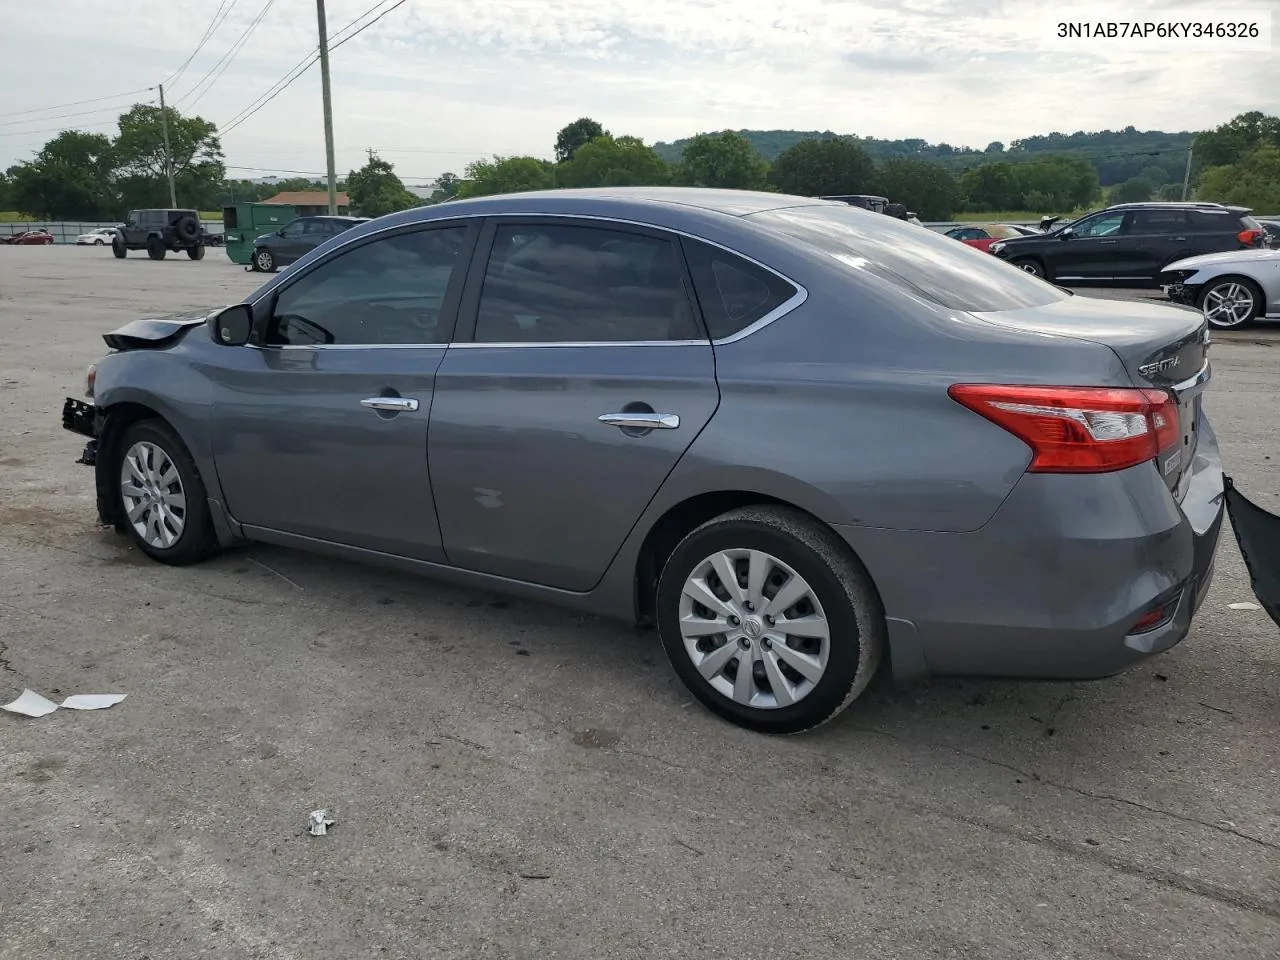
[651,127,1195,187]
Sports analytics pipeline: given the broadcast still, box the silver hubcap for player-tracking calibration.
[1204,282,1254,327]
[679,549,830,709]
[1019,262,1040,275]
[120,441,187,549]
[256,251,271,269]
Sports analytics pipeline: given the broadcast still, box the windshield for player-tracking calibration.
[750,205,1068,312]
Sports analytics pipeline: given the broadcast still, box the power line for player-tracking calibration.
[218,0,409,136]
[0,112,156,140]
[0,97,156,128]
[175,0,277,110]
[161,0,238,90]
[0,87,155,121]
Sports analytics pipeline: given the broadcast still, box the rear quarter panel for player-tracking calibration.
[667,252,1135,534]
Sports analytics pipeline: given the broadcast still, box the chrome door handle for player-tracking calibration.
[1100,239,1118,244]
[599,412,680,430]
[361,396,419,412]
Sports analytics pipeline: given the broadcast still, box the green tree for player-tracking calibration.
[346,150,418,217]
[555,135,671,188]
[1196,144,1280,213]
[112,103,224,207]
[1012,156,1100,210]
[1195,111,1280,170]
[555,117,608,163]
[1110,176,1154,204]
[0,169,12,210]
[959,161,1021,211]
[1156,182,1185,201]
[872,157,962,220]
[458,156,556,198]
[8,130,117,219]
[678,131,769,190]
[767,137,875,197]
[428,171,463,203]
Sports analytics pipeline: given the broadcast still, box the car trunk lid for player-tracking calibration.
[971,296,1210,498]
[102,309,215,351]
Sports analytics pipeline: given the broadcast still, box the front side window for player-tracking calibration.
[1072,213,1127,238]
[267,226,468,346]
[750,205,1068,312]
[280,220,306,239]
[473,223,703,343]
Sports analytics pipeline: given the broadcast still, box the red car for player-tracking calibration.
[944,223,1037,252]
[2,229,55,245]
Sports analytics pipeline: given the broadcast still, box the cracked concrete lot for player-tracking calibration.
[2,247,1279,959]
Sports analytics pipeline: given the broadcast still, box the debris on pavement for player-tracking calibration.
[308,809,335,836]
[1228,601,1262,611]
[2,689,128,718]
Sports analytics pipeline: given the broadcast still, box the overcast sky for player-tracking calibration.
[2,0,1276,183]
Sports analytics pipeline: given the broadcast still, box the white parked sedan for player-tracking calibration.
[1159,249,1280,329]
[76,228,117,246]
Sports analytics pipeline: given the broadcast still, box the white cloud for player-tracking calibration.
[1,0,1276,179]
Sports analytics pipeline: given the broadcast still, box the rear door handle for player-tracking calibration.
[1100,239,1118,244]
[599,412,680,430]
[1171,236,1187,242]
[361,396,419,412]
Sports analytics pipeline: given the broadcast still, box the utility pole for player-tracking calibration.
[1181,139,1195,202]
[158,83,177,207]
[316,0,338,215]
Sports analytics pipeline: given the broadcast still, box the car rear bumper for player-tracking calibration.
[835,416,1225,682]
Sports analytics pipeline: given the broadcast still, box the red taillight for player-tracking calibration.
[948,384,1181,473]
[1238,228,1262,246]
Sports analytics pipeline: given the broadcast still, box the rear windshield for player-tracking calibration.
[749,205,1069,312]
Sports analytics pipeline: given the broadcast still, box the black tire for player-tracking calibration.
[656,505,886,734]
[174,215,200,242]
[1197,275,1263,330]
[114,419,219,566]
[1012,257,1046,279]
[112,237,127,259]
[252,247,275,272]
[146,236,166,261]
[187,244,205,261]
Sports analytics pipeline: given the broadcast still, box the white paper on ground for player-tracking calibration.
[2,688,59,718]
[1228,602,1262,611]
[308,809,335,836]
[60,694,127,710]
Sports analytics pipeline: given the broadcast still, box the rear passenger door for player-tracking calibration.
[1126,209,1191,278]
[428,218,719,591]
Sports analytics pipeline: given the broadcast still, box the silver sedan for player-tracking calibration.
[1160,249,1280,329]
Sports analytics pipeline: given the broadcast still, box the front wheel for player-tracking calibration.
[94,238,104,246]
[1199,276,1262,329]
[112,238,127,259]
[656,506,886,734]
[253,247,275,272]
[1012,257,1046,279]
[115,419,218,565]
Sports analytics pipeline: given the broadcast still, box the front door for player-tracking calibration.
[274,219,311,264]
[210,221,477,561]
[428,218,720,592]
[1054,210,1131,281]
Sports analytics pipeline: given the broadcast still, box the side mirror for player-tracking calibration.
[1059,228,1074,239]
[211,304,253,346]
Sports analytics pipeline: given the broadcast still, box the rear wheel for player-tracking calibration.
[186,244,205,261]
[656,506,886,734]
[1012,257,1046,279]
[115,419,218,565]
[1199,276,1262,329]
[146,236,166,261]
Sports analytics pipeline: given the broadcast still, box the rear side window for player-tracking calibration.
[1188,210,1236,232]
[681,238,798,340]
[750,206,1067,312]
[1130,210,1188,233]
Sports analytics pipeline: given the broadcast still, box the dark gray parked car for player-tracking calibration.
[62,187,1227,733]
[251,215,368,272]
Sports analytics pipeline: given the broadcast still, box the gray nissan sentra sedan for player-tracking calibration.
[62,187,1225,734]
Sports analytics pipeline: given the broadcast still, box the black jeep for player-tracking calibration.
[112,209,210,261]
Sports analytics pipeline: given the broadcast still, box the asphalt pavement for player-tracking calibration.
[1,247,1278,959]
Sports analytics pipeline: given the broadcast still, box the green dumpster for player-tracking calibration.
[222,202,298,265]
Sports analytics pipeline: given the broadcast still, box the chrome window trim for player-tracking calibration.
[248,211,810,350]
[249,343,448,351]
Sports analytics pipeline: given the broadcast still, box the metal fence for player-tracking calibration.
[0,220,224,244]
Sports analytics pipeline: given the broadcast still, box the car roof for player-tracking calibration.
[424,187,832,218]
